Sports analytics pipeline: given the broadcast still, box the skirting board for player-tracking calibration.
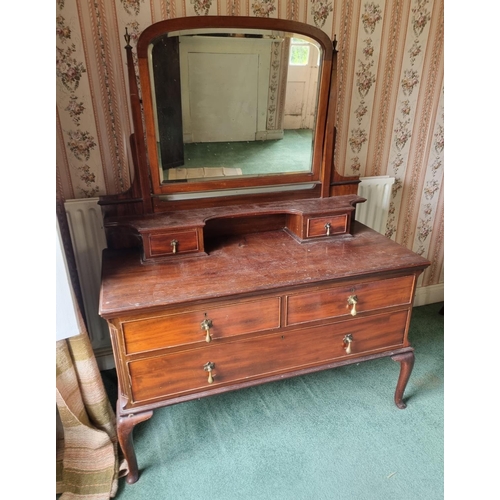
[414,283,444,308]
[95,283,444,371]
[95,348,115,371]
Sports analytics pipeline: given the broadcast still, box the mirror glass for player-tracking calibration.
[148,29,323,184]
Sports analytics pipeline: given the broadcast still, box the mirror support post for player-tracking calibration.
[125,29,153,214]
[325,36,360,197]
[320,36,338,198]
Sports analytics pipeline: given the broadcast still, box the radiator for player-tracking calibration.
[64,198,112,368]
[356,176,395,235]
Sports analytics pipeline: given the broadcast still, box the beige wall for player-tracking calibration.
[56,0,444,293]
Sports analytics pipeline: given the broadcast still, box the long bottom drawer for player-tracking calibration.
[128,310,409,404]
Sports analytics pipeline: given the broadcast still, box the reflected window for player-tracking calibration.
[289,38,310,66]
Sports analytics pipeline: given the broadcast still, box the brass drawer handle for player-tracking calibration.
[203,362,215,384]
[324,222,331,236]
[201,316,213,343]
[347,295,358,316]
[343,334,353,354]
[171,239,178,254]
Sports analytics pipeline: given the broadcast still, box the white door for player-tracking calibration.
[179,36,274,143]
[187,52,259,142]
[283,40,320,130]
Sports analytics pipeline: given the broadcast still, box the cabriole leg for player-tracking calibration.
[116,406,153,484]
[391,351,415,409]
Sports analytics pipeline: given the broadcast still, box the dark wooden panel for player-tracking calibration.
[151,36,184,170]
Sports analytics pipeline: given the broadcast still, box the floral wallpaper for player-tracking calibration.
[56,13,99,197]
[56,0,444,292]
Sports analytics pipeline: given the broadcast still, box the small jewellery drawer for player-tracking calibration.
[145,229,201,258]
[122,296,281,354]
[307,215,348,237]
[286,275,414,325]
[127,310,408,404]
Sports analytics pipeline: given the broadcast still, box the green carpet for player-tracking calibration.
[176,129,314,176]
[103,302,444,500]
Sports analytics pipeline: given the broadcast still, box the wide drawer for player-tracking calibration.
[122,296,281,354]
[286,275,414,325]
[128,309,408,404]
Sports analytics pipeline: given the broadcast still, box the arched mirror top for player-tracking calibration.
[133,16,334,202]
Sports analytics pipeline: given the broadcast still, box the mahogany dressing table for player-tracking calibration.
[98,16,430,484]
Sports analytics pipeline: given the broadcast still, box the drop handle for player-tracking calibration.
[347,295,358,316]
[324,222,331,236]
[201,317,213,343]
[171,239,178,254]
[343,334,353,354]
[203,362,215,384]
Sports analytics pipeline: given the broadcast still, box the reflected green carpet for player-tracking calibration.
[180,129,313,175]
[103,302,444,500]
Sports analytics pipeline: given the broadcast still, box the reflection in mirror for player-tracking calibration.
[148,30,322,184]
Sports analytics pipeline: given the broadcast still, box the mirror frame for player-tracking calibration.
[135,16,334,201]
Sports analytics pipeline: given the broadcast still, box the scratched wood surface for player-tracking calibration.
[100,222,429,317]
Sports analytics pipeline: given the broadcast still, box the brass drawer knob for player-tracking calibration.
[347,295,358,316]
[203,362,215,384]
[171,239,179,254]
[343,334,353,354]
[324,222,331,236]
[201,317,213,342]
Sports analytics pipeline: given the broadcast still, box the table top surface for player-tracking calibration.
[99,222,430,317]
